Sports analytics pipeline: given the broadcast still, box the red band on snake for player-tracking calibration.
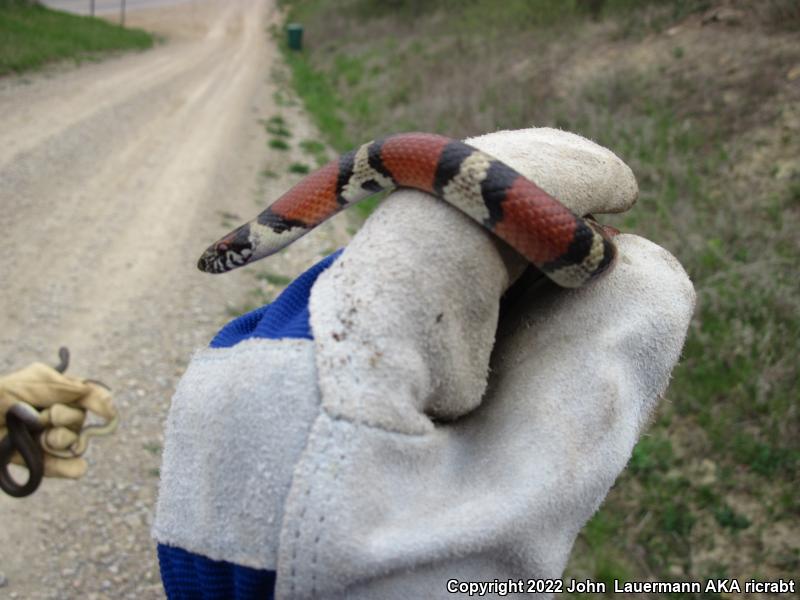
[197,132,616,288]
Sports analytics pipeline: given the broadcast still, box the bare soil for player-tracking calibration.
[0,1,348,597]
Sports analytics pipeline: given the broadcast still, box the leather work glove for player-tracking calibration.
[153,128,695,599]
[0,356,117,480]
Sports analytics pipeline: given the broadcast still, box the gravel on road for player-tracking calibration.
[0,1,349,597]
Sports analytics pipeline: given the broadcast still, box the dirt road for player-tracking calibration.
[0,1,347,597]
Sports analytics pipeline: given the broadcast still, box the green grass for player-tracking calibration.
[142,441,162,455]
[280,44,350,151]
[299,138,328,166]
[0,0,154,76]
[288,162,310,175]
[263,115,292,137]
[277,0,800,592]
[299,139,325,153]
[558,71,799,585]
[255,271,292,286]
[268,138,290,151]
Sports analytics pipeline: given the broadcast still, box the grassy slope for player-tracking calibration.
[0,0,153,76]
[277,0,800,596]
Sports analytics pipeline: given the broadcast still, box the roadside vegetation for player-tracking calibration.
[225,105,342,317]
[0,0,153,76]
[277,0,799,596]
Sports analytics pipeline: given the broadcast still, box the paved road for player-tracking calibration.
[0,1,346,597]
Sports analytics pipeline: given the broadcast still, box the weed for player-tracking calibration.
[299,139,325,154]
[266,122,291,137]
[299,139,329,165]
[268,138,290,151]
[273,89,295,107]
[288,162,310,175]
[629,435,675,479]
[713,505,751,531]
[225,295,265,317]
[332,53,364,87]
[353,190,388,220]
[255,272,292,286]
[593,555,631,591]
[143,442,162,455]
[262,115,291,137]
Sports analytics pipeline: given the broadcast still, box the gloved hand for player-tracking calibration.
[0,357,117,480]
[154,128,695,599]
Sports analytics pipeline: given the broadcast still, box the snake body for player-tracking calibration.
[198,132,616,287]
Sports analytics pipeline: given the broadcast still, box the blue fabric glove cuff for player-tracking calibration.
[158,249,342,599]
[210,249,343,347]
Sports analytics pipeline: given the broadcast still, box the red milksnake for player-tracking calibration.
[197,132,616,287]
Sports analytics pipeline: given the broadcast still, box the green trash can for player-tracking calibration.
[287,23,303,51]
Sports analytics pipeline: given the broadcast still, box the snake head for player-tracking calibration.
[197,224,254,273]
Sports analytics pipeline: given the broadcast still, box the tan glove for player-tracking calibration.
[0,354,117,480]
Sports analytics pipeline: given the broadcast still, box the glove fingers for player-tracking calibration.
[0,362,91,410]
[465,128,638,217]
[475,234,695,482]
[1,362,111,486]
[44,403,86,429]
[279,235,694,592]
[9,451,86,479]
[311,192,511,434]
[310,129,641,434]
[76,383,117,421]
[42,426,79,450]
[43,455,87,479]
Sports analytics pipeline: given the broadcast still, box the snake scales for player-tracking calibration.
[198,132,616,287]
